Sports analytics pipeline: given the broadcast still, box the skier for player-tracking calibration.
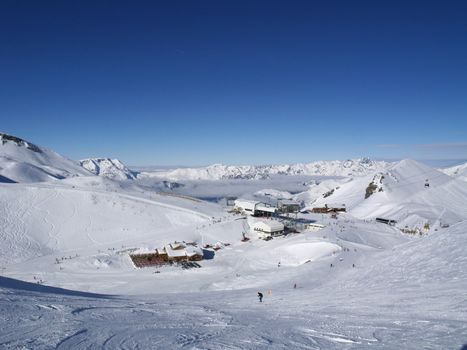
[257,292,263,302]
[278,261,281,268]
[293,283,297,289]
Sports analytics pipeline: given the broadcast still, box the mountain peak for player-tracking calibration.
[390,159,439,175]
[0,132,42,153]
[80,158,136,180]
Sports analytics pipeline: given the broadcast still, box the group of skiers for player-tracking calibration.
[257,251,358,302]
[257,283,297,302]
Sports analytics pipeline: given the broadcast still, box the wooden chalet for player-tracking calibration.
[130,242,204,268]
[129,252,168,268]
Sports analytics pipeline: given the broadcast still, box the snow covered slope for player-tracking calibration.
[440,161,467,182]
[80,158,136,180]
[1,132,466,349]
[0,133,92,183]
[310,159,467,229]
[1,219,466,349]
[0,182,211,267]
[138,158,392,181]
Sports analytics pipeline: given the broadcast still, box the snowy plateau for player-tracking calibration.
[1,132,467,349]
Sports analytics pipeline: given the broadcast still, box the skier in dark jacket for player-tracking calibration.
[257,292,263,302]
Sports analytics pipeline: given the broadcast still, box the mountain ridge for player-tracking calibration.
[138,158,393,180]
[0,132,92,183]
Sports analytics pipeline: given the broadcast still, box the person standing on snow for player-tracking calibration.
[257,292,263,302]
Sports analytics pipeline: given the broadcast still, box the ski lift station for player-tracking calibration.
[252,220,285,239]
[277,199,301,213]
[234,199,277,217]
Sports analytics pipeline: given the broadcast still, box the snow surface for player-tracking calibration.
[1,135,467,349]
[1,217,467,349]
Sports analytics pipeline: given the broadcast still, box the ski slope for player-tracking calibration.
[0,184,211,261]
[1,220,466,349]
[1,133,466,348]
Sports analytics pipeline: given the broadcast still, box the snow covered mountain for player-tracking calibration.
[308,159,467,230]
[80,158,136,180]
[0,132,92,183]
[138,158,392,181]
[440,161,467,182]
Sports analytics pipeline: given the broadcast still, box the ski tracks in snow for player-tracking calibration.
[33,188,59,249]
[1,289,467,350]
[49,302,235,350]
[0,190,42,265]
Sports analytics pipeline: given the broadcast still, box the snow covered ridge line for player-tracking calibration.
[138,158,394,180]
[0,132,42,153]
[80,158,136,180]
[439,161,467,182]
[0,132,92,183]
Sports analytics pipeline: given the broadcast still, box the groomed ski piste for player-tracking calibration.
[1,134,467,349]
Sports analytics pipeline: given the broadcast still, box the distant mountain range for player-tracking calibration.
[137,158,394,180]
[2,132,467,186]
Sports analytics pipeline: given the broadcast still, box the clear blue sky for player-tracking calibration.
[1,0,466,165]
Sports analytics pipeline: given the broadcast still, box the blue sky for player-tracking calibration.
[1,0,466,166]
